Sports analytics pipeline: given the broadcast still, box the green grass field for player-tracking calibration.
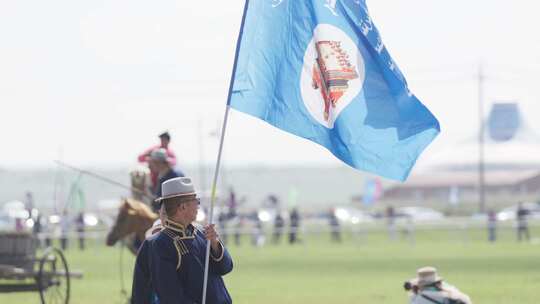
[2,226,539,303]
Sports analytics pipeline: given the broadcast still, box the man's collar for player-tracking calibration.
[163,217,194,238]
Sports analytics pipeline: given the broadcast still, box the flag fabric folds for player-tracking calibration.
[228,0,440,181]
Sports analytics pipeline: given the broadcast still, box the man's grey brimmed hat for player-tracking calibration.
[155,177,196,202]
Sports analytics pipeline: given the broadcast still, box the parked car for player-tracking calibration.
[395,206,445,222]
[332,206,374,224]
[0,200,31,231]
[497,202,540,221]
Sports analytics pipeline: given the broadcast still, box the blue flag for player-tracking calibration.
[362,178,382,206]
[228,0,440,181]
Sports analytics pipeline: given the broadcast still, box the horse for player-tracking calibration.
[129,165,152,205]
[106,198,158,254]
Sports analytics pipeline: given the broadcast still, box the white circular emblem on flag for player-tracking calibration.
[300,24,365,129]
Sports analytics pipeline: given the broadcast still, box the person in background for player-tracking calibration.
[149,148,184,212]
[386,205,397,240]
[15,218,25,232]
[289,208,301,244]
[138,131,178,192]
[405,266,472,304]
[33,213,43,247]
[43,213,52,248]
[25,191,35,219]
[251,210,265,247]
[404,215,416,246]
[272,212,284,244]
[329,208,341,243]
[233,217,244,247]
[60,211,70,250]
[226,188,238,219]
[76,212,86,250]
[516,202,530,242]
[218,211,228,245]
[487,210,497,243]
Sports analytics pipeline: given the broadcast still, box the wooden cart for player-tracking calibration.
[0,232,82,304]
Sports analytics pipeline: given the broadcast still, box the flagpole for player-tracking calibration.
[201,1,250,303]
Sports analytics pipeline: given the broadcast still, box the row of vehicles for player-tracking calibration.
[330,202,540,225]
[2,199,540,232]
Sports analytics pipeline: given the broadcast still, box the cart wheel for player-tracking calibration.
[37,247,70,304]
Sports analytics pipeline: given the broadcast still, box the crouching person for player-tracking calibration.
[405,266,471,304]
[132,177,233,304]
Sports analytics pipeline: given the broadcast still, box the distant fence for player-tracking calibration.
[24,217,540,245]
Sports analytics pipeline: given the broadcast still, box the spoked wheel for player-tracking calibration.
[37,247,71,304]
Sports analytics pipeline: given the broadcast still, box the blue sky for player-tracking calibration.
[1,0,538,171]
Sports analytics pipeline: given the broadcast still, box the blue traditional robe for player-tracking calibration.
[131,220,233,304]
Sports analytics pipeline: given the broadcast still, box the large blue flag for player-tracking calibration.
[228,0,440,181]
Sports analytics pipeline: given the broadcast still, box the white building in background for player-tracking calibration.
[383,103,540,204]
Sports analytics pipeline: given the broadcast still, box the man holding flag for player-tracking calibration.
[200,1,440,303]
[131,177,233,304]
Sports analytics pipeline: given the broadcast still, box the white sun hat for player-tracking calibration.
[415,266,443,287]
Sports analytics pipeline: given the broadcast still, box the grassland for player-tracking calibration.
[1,226,539,303]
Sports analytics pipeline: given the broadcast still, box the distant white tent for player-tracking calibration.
[419,102,540,171]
